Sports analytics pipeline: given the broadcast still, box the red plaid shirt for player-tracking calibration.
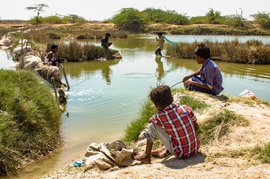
[150,103,200,158]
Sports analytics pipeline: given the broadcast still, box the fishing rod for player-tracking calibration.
[170,81,183,88]
[58,63,70,91]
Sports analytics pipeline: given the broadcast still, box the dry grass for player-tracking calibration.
[167,40,270,64]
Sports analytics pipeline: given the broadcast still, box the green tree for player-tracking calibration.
[26,3,49,24]
[112,8,147,32]
[252,12,270,29]
[206,8,221,24]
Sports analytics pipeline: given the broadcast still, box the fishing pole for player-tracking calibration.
[170,81,183,88]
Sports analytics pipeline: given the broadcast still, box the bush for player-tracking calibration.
[112,8,147,32]
[206,8,222,24]
[252,12,270,29]
[142,8,189,25]
[224,15,249,29]
[190,16,209,24]
[29,14,87,24]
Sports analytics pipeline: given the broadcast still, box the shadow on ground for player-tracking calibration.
[161,152,206,169]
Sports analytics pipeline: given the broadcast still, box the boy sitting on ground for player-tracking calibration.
[182,44,224,95]
[134,85,200,164]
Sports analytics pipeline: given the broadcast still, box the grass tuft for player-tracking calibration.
[199,109,249,145]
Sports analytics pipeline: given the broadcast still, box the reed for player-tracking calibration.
[169,27,270,36]
[48,41,120,62]
[167,40,270,64]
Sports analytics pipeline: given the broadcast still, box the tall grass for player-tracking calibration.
[49,42,120,61]
[0,70,61,175]
[169,27,270,35]
[167,40,270,64]
[123,100,157,143]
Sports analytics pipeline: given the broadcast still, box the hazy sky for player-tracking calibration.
[0,0,268,20]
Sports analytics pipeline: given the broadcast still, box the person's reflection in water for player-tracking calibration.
[155,56,165,82]
[101,65,111,85]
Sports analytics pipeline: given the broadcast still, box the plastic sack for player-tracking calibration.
[239,89,256,100]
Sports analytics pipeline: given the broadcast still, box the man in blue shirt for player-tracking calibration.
[101,33,112,49]
[182,44,224,95]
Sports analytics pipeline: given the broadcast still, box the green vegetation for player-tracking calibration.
[255,142,270,163]
[180,96,209,111]
[112,8,147,32]
[29,14,87,24]
[190,9,244,27]
[199,109,249,145]
[252,12,270,29]
[26,3,49,24]
[0,70,61,175]
[51,42,120,61]
[169,26,270,35]
[123,100,156,143]
[142,8,189,25]
[167,40,270,64]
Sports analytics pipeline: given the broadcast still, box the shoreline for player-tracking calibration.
[42,91,270,178]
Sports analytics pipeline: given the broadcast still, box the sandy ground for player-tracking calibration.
[43,91,270,179]
[0,22,248,32]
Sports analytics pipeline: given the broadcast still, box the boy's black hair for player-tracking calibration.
[157,32,163,36]
[149,85,173,110]
[51,44,58,50]
[105,33,111,37]
[194,43,211,59]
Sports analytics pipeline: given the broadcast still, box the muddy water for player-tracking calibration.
[3,35,270,179]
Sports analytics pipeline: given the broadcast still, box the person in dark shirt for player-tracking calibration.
[101,33,112,49]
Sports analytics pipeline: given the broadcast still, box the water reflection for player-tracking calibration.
[63,59,120,85]
[155,57,165,81]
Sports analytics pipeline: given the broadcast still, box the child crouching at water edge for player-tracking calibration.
[134,85,200,164]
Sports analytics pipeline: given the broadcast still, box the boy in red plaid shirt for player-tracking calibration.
[135,85,200,164]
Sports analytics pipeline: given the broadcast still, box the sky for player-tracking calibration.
[0,0,268,21]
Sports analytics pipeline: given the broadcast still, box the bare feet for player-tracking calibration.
[134,154,151,164]
[151,146,170,158]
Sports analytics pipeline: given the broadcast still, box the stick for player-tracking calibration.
[170,81,183,88]
[51,77,58,102]
[59,63,70,91]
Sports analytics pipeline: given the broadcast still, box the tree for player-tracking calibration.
[206,8,221,24]
[252,12,270,29]
[26,3,49,24]
[112,8,147,32]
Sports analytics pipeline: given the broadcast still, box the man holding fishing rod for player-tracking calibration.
[182,44,223,95]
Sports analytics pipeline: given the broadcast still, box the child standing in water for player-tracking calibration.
[155,32,165,57]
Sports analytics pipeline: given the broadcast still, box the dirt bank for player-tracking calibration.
[43,91,270,178]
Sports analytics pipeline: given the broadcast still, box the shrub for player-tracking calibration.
[224,15,249,29]
[252,12,270,29]
[29,14,87,24]
[142,8,189,25]
[112,8,147,32]
[206,9,222,24]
